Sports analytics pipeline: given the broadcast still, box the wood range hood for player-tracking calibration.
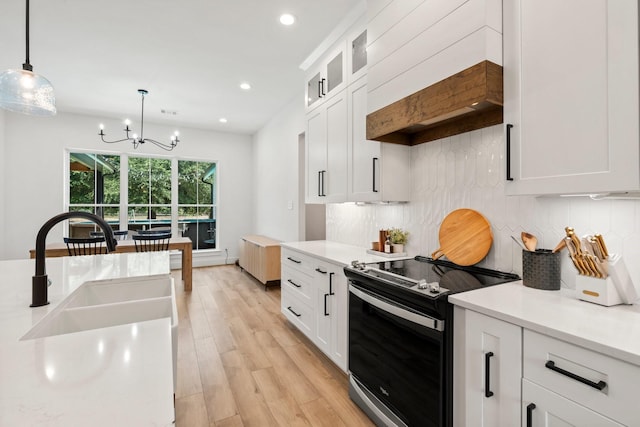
[366,61,503,146]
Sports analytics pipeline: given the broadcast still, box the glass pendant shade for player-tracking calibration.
[0,68,56,116]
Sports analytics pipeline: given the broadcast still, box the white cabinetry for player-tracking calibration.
[305,18,409,204]
[453,307,521,427]
[504,0,639,196]
[348,76,410,202]
[305,42,347,113]
[280,248,348,372]
[306,91,348,203]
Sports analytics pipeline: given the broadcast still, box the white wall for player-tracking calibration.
[326,125,640,290]
[251,96,305,242]
[2,111,253,262]
[0,110,5,260]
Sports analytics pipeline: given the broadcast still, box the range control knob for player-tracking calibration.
[429,282,440,293]
[417,279,428,290]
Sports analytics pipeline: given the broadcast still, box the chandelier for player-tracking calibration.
[99,89,180,151]
[0,0,56,116]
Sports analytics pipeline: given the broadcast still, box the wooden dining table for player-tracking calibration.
[29,237,193,291]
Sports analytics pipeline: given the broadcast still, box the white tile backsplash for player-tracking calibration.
[327,124,640,289]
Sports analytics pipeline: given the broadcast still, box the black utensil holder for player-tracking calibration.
[522,249,561,290]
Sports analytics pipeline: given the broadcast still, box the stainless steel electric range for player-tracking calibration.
[344,256,519,427]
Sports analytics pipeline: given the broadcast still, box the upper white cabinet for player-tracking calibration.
[305,16,410,204]
[504,0,640,196]
[306,90,348,203]
[348,76,410,202]
[305,42,347,113]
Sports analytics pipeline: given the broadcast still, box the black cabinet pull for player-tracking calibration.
[315,267,327,274]
[287,256,301,264]
[545,360,607,391]
[372,157,379,192]
[320,170,326,196]
[320,78,326,96]
[506,124,514,181]
[287,306,302,317]
[329,272,335,295]
[287,279,301,288]
[485,351,494,398]
[318,171,322,197]
[324,293,329,316]
[526,403,536,427]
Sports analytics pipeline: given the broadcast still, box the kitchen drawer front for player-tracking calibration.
[281,248,315,276]
[523,329,640,426]
[281,290,314,339]
[281,265,314,302]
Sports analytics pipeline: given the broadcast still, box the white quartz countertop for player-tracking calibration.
[0,252,175,426]
[281,240,412,267]
[449,281,640,366]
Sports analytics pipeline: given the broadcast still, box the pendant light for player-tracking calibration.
[0,0,56,116]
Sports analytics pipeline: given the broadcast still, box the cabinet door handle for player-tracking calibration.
[329,272,335,295]
[484,351,494,398]
[318,171,322,197]
[320,170,326,196]
[545,360,607,391]
[320,78,326,96]
[526,403,536,427]
[324,293,330,316]
[287,306,302,317]
[372,157,379,192]
[315,267,327,274]
[287,279,301,288]
[506,124,514,181]
[287,256,301,264]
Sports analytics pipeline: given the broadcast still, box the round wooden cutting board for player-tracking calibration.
[431,208,493,266]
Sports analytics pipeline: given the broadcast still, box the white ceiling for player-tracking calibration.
[0,0,362,134]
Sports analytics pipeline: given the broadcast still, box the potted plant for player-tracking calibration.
[388,228,409,253]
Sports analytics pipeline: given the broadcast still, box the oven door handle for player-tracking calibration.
[349,284,444,331]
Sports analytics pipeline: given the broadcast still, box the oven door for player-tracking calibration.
[349,282,445,427]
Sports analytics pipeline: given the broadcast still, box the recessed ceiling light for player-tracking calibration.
[279,13,295,26]
[240,82,251,90]
[219,118,227,123]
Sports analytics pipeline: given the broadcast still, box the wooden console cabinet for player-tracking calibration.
[239,235,281,289]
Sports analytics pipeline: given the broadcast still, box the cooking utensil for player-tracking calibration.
[552,238,566,253]
[594,234,609,258]
[511,235,528,251]
[565,236,587,275]
[521,232,538,251]
[431,208,493,266]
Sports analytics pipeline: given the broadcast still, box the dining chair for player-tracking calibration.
[132,232,172,252]
[64,236,107,256]
[90,230,129,240]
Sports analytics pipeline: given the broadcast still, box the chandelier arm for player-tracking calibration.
[100,134,135,144]
[144,138,178,151]
[139,92,145,141]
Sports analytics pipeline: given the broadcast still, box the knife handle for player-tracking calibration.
[594,234,609,258]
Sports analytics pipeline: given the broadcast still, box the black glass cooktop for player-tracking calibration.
[364,256,520,294]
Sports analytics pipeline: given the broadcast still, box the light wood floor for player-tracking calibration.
[171,265,375,427]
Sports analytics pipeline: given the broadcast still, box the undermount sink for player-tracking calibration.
[20,275,178,389]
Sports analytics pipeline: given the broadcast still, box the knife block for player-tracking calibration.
[575,254,638,306]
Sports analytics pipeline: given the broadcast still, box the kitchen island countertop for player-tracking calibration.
[449,281,640,366]
[0,252,174,426]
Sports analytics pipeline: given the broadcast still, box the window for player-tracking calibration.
[178,160,217,250]
[128,156,172,232]
[66,151,218,251]
[68,153,120,237]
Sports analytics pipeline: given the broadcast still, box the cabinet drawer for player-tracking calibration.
[523,330,640,426]
[281,248,315,276]
[281,266,313,302]
[281,291,314,339]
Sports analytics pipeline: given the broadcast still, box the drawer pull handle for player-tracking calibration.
[287,279,301,288]
[287,306,302,317]
[545,360,607,391]
[484,351,494,398]
[315,268,327,274]
[324,293,330,316]
[526,403,536,427]
[287,257,301,264]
